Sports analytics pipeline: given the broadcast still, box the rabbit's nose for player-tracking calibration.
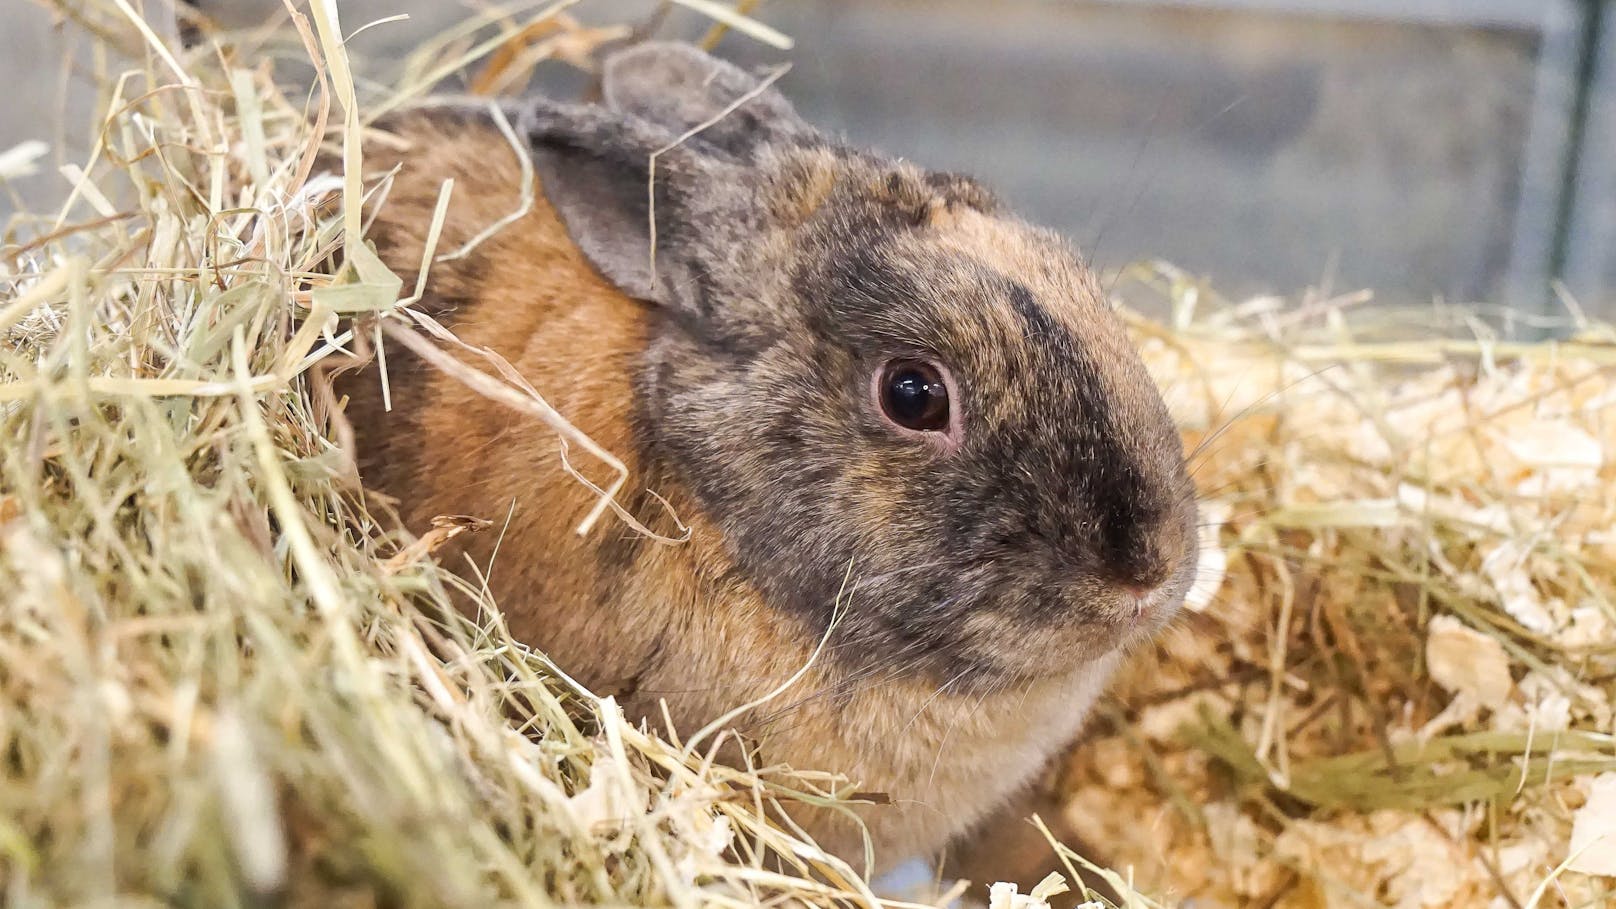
[1096,504,1191,593]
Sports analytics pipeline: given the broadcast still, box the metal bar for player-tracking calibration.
[1563,2,1616,318]
[1084,0,1551,30]
[1501,0,1591,325]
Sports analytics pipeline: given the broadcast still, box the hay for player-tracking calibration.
[7,3,1615,908]
[1057,267,1616,907]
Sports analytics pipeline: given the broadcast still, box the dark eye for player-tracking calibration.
[877,359,951,433]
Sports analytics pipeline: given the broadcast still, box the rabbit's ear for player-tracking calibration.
[602,42,815,157]
[518,98,745,312]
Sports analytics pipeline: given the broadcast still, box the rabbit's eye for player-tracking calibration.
[878,359,951,433]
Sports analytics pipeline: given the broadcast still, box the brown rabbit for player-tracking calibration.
[339,42,1198,881]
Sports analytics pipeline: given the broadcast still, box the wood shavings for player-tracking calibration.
[1426,615,1514,710]
[1568,773,1616,876]
[987,873,1080,909]
[1273,813,1485,909]
[567,763,645,836]
[1059,278,1616,907]
[1186,500,1230,613]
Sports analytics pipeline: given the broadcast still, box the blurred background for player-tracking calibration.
[4,0,1614,322]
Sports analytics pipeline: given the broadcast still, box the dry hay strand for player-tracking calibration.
[1058,267,1616,908]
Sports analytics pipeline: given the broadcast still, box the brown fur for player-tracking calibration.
[337,43,1197,879]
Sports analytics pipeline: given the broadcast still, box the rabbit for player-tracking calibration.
[337,41,1199,881]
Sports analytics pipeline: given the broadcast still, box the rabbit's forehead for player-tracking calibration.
[925,211,1101,339]
[876,217,1113,374]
